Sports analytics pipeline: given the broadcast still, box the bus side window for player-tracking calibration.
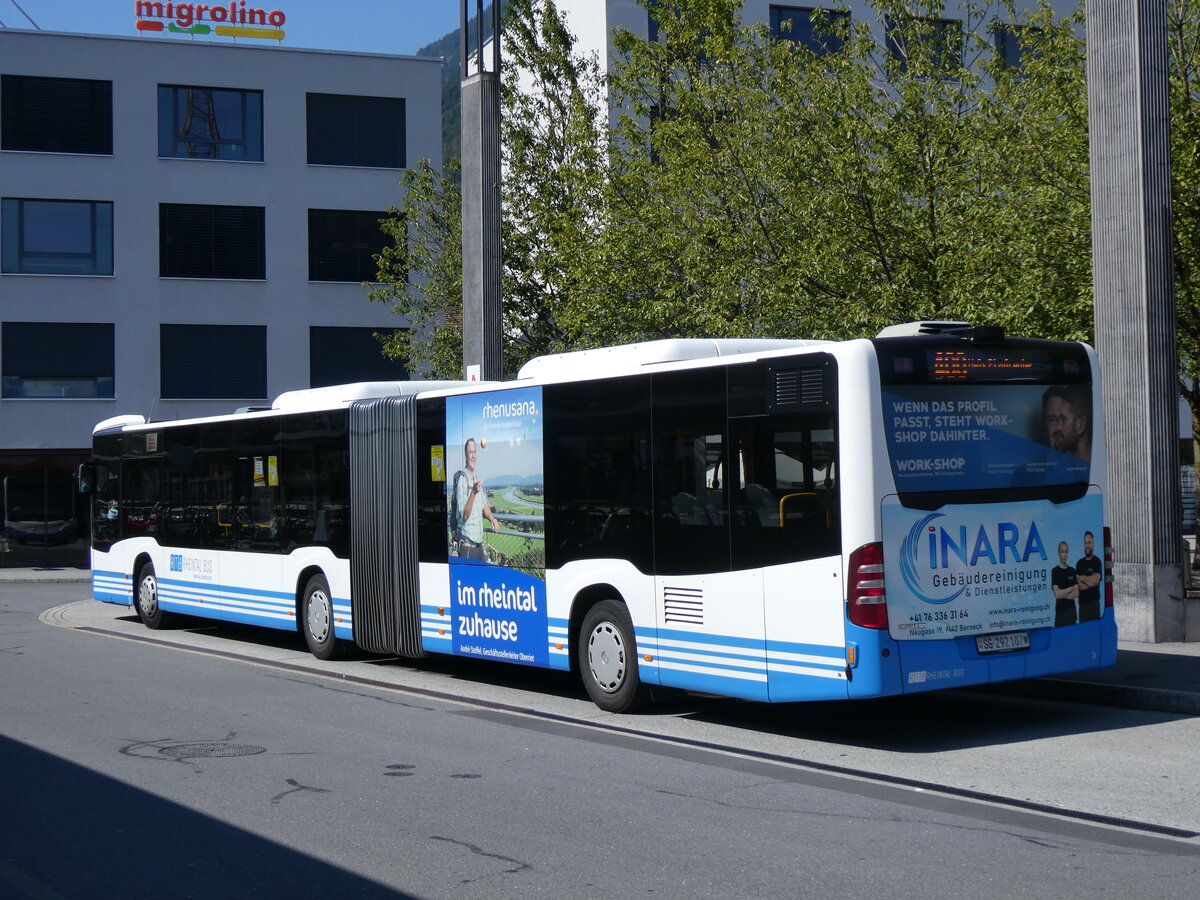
[652,368,730,575]
[731,414,840,569]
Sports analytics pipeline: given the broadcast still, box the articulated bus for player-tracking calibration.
[84,323,1116,711]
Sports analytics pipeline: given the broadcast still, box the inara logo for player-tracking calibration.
[135,2,287,41]
[899,513,1048,605]
[170,553,183,572]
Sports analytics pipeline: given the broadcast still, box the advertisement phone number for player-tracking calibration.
[908,609,971,624]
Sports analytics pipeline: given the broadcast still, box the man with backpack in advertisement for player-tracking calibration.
[451,437,499,561]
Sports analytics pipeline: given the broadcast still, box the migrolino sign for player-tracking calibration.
[135,2,287,41]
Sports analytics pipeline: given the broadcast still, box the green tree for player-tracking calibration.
[375,1,1097,372]
[1169,0,1200,438]
[369,157,464,379]
[371,0,606,378]
[576,0,1092,344]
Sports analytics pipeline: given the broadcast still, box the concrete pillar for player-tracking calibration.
[460,1,504,381]
[1086,0,1186,640]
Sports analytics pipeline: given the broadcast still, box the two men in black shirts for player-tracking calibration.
[1050,530,1103,627]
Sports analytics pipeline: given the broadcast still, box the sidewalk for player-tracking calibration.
[3,565,1199,714]
[0,566,91,584]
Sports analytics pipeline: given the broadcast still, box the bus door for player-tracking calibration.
[732,413,848,702]
[652,368,769,702]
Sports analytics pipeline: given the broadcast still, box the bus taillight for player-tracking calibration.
[847,542,888,629]
[1103,526,1114,608]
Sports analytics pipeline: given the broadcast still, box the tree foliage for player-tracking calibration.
[374,0,1197,396]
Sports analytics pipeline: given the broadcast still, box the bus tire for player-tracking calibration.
[578,599,651,713]
[301,574,340,660]
[135,561,170,630]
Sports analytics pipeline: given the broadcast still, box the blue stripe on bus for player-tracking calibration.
[150,579,351,635]
[92,569,127,580]
[94,592,131,606]
[765,638,845,660]
[157,577,295,600]
[652,650,766,677]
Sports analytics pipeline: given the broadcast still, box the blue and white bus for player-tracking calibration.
[84,323,1116,711]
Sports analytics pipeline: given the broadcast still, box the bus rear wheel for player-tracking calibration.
[301,574,340,660]
[135,561,170,630]
[578,599,651,713]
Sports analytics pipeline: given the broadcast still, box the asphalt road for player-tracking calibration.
[3,582,1199,898]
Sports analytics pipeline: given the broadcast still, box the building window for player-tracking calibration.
[885,16,963,76]
[2,199,113,275]
[306,93,406,168]
[308,209,387,282]
[769,6,849,53]
[159,203,265,279]
[157,85,263,161]
[1,74,112,155]
[994,24,1041,69]
[309,327,408,388]
[160,324,266,399]
[1,322,114,398]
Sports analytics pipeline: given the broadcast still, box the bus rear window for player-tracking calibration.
[875,339,1093,497]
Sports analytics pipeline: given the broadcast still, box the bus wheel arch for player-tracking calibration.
[134,554,170,629]
[298,569,340,660]
[573,589,651,713]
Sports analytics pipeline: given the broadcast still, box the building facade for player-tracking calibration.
[557,1,1077,80]
[0,29,439,567]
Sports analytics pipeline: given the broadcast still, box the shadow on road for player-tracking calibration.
[0,734,414,899]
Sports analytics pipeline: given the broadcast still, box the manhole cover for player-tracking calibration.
[158,742,266,759]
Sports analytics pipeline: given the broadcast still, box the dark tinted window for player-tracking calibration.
[769,6,848,53]
[544,376,653,572]
[280,410,349,558]
[233,418,283,554]
[306,93,406,168]
[1,198,113,275]
[159,203,265,279]
[160,324,266,399]
[652,367,729,575]
[885,16,963,76]
[309,326,408,388]
[2,321,113,398]
[158,85,263,160]
[308,209,387,282]
[994,24,1042,69]
[416,399,448,563]
[1,75,112,154]
[730,413,839,568]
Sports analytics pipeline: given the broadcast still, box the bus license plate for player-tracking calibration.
[976,632,1030,654]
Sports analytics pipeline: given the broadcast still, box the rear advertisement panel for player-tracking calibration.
[883,383,1092,494]
[882,494,1104,641]
[445,387,547,667]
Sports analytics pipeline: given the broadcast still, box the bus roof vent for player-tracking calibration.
[517,338,825,380]
[876,321,972,338]
[92,414,147,435]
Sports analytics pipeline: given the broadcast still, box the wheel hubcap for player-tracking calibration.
[307,590,331,643]
[587,621,626,693]
[138,576,157,616]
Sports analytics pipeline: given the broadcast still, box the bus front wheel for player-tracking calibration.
[135,562,170,630]
[301,574,340,660]
[578,599,651,713]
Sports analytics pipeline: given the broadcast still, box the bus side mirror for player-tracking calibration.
[78,463,95,494]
